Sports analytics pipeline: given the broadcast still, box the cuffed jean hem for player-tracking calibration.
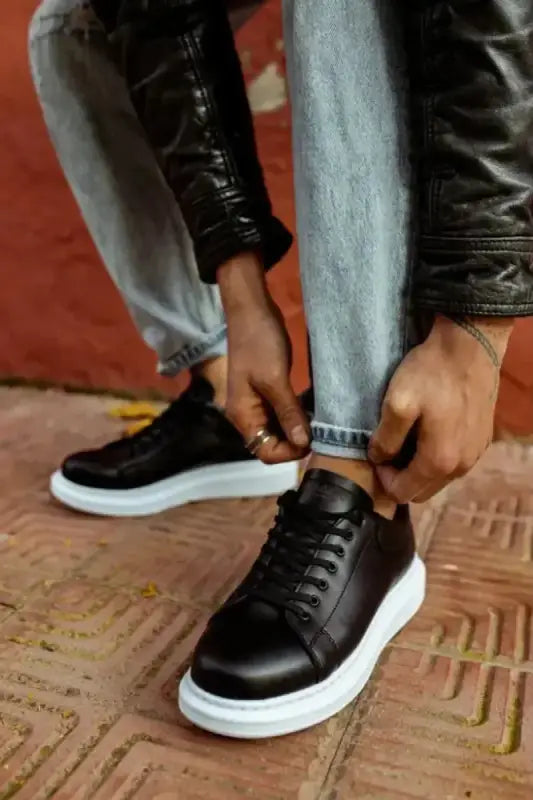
[157,325,227,377]
[311,423,371,461]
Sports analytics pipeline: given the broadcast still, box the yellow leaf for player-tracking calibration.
[141,582,159,598]
[109,402,161,421]
[123,419,153,438]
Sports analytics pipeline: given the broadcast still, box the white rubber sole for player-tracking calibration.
[178,555,426,739]
[49,459,299,517]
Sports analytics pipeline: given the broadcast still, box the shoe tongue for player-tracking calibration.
[296,469,374,514]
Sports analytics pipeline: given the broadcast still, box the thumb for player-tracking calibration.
[263,379,310,449]
[369,388,419,465]
[375,464,400,495]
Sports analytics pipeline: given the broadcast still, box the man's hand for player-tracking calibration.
[368,314,514,503]
[217,254,310,464]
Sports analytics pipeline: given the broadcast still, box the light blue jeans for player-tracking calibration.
[29,0,413,460]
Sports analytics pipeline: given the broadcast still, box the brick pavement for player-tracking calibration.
[0,386,532,799]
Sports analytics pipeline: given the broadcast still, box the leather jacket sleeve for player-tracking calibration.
[407,0,533,316]
[91,0,292,284]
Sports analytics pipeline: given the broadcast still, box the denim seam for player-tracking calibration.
[312,422,373,434]
[158,325,227,376]
[311,440,370,450]
[311,423,372,450]
[311,445,369,463]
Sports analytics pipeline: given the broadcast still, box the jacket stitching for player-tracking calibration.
[422,247,533,255]
[422,236,533,243]
[421,237,533,253]
[415,299,533,314]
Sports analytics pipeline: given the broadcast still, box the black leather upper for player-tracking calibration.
[407,0,533,315]
[90,0,292,284]
[62,378,253,490]
[191,469,416,700]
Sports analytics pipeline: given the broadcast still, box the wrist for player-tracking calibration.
[216,252,272,318]
[432,314,514,364]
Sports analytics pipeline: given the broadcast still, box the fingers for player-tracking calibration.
[376,423,461,504]
[226,380,307,465]
[261,378,311,450]
[376,462,430,505]
[259,438,305,465]
[377,426,488,504]
[368,331,498,504]
[412,479,449,503]
[369,386,420,465]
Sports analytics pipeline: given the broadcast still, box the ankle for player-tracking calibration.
[193,356,228,408]
[307,454,397,519]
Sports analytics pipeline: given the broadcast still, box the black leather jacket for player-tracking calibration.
[93,0,533,315]
[92,0,292,284]
[408,0,533,316]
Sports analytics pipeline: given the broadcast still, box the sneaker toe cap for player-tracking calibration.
[191,604,316,701]
[61,450,121,489]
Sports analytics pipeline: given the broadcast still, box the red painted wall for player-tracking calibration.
[1,0,530,435]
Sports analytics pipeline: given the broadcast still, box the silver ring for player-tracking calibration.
[246,428,273,455]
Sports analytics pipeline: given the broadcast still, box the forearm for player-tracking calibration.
[217,253,274,321]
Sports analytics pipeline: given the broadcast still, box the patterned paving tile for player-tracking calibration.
[321,450,533,800]
[0,595,196,699]
[1,386,532,799]
[52,713,354,800]
[0,675,114,800]
[0,389,360,799]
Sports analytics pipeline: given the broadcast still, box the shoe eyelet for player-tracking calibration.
[327,562,338,574]
[345,531,354,542]
[318,579,329,591]
[336,546,346,558]
[300,612,311,623]
[310,595,320,608]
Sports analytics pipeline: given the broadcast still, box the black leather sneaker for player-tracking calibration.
[50,378,299,517]
[179,468,425,738]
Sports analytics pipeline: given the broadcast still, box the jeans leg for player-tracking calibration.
[29,0,227,376]
[283,0,413,459]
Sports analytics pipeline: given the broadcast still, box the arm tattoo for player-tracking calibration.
[450,317,501,369]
